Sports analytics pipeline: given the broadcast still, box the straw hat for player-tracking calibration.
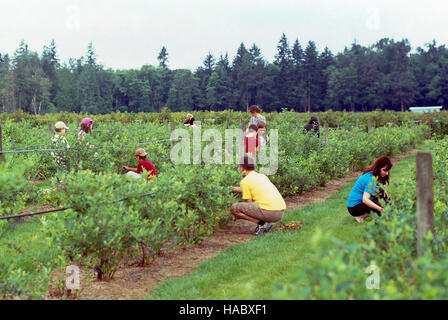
[134,148,147,157]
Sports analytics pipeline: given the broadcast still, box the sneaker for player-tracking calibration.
[254,222,272,236]
[261,222,272,234]
[253,224,261,235]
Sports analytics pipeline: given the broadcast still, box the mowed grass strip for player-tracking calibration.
[148,150,419,300]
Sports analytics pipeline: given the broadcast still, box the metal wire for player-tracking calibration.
[0,137,238,154]
[0,192,156,220]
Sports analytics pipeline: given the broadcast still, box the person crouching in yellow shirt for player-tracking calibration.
[231,156,286,236]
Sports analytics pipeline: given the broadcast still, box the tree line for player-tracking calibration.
[1,34,447,114]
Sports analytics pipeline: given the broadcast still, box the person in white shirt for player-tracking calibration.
[51,121,70,169]
[247,105,266,131]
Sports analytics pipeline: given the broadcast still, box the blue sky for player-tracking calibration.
[1,0,447,70]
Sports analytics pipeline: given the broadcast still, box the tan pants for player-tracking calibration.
[232,202,284,222]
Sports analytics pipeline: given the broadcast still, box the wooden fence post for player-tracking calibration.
[416,152,435,257]
[0,118,3,163]
[226,119,229,129]
[367,121,372,133]
[48,122,53,137]
[323,123,329,144]
[356,118,359,127]
[170,120,175,146]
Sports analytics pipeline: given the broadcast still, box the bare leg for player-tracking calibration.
[231,206,260,224]
[354,214,369,223]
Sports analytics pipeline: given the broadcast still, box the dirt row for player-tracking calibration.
[46,148,418,300]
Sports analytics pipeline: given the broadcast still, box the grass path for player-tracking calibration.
[148,147,422,299]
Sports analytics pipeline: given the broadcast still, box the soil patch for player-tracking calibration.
[50,149,418,300]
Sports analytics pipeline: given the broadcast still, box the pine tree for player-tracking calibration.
[274,33,294,110]
[158,46,169,68]
[303,41,319,112]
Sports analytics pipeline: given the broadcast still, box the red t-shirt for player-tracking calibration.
[137,159,158,180]
[245,136,259,155]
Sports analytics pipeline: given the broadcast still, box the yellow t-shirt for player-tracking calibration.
[240,171,286,211]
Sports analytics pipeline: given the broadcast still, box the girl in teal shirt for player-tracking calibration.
[347,156,392,223]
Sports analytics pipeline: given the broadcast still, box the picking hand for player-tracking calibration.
[232,186,242,193]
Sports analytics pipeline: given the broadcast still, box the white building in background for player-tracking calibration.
[409,106,443,113]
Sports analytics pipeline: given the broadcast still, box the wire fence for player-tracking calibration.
[0,191,156,221]
[0,137,241,155]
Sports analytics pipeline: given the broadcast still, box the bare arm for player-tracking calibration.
[232,186,242,193]
[363,192,383,212]
[123,166,138,173]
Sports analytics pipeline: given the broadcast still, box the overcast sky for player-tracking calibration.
[1,0,447,70]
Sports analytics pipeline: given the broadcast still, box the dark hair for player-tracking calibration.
[55,128,64,133]
[248,124,258,132]
[80,122,92,134]
[257,121,266,129]
[238,156,255,171]
[304,116,320,137]
[363,156,393,184]
[308,116,319,125]
[249,105,262,113]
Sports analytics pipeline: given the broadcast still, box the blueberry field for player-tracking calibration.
[0,110,447,299]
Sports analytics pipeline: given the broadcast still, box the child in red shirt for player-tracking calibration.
[123,148,158,181]
[245,125,259,155]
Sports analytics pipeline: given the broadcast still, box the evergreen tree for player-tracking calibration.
[317,47,335,110]
[158,46,169,68]
[291,38,305,110]
[274,33,294,110]
[42,39,59,107]
[232,43,252,111]
[303,41,319,112]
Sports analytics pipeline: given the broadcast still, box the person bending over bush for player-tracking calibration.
[183,113,196,127]
[347,156,392,223]
[303,116,320,138]
[123,148,158,181]
[231,156,286,235]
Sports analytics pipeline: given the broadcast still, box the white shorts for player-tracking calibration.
[125,171,142,181]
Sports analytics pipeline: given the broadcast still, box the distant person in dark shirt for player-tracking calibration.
[303,116,320,138]
[123,148,158,181]
[183,113,196,127]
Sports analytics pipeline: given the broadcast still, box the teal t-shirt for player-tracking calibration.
[347,172,377,207]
